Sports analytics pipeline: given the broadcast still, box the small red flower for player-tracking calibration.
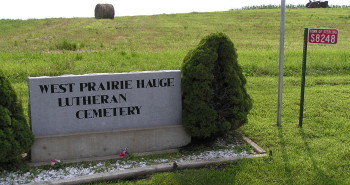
[119,152,126,158]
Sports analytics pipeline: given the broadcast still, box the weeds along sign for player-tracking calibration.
[28,71,181,136]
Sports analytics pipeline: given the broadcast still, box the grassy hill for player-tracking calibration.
[1,8,350,184]
[1,8,349,80]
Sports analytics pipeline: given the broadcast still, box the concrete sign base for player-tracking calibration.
[31,125,190,163]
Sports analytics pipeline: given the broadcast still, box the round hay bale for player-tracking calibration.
[95,4,115,19]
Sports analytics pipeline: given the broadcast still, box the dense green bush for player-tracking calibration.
[0,70,34,164]
[181,33,252,138]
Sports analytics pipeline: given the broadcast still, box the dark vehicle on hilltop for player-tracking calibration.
[306,0,330,8]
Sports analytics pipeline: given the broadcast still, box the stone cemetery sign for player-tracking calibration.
[28,70,182,136]
[29,70,190,163]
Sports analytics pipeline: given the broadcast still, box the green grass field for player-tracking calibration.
[1,7,350,184]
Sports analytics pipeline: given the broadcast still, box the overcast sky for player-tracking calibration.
[1,0,349,20]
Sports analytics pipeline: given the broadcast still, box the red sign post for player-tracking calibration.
[308,28,338,44]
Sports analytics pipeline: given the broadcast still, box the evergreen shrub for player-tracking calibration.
[181,33,253,138]
[0,70,34,164]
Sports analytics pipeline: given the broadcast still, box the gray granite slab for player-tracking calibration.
[28,70,181,136]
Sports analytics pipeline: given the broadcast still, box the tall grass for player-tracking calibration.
[240,4,306,10]
[240,4,350,10]
[55,40,78,51]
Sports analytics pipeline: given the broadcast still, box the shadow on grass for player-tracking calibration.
[277,127,294,185]
[298,128,337,184]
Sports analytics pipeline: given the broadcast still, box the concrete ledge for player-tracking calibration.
[25,135,267,185]
[31,125,191,163]
[29,149,180,167]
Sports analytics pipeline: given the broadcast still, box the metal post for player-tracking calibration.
[299,28,309,128]
[277,0,286,127]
